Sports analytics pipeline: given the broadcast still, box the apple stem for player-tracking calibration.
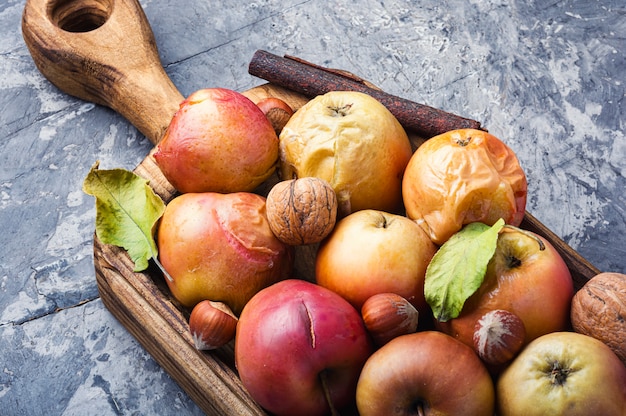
[454,135,472,146]
[319,370,339,416]
[329,104,353,117]
[502,225,545,251]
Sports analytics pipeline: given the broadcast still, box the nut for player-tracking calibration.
[256,97,294,136]
[473,309,526,365]
[189,300,238,350]
[361,293,419,347]
[265,177,338,245]
[571,272,626,365]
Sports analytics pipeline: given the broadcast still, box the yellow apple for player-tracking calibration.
[497,331,626,415]
[279,91,413,217]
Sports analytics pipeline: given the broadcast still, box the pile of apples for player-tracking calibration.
[152,88,626,415]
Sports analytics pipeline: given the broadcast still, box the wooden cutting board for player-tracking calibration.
[22,0,600,414]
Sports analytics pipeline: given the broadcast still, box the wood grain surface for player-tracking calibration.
[22,0,183,145]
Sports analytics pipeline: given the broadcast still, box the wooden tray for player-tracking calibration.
[93,82,601,415]
[21,0,601,413]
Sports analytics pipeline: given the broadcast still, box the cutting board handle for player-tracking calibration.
[21,0,184,145]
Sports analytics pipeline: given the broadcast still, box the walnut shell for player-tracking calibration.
[570,272,626,365]
[266,178,338,245]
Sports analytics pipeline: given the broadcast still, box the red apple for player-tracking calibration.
[154,88,279,194]
[157,192,292,314]
[356,331,495,415]
[497,331,626,415]
[235,279,373,416]
[315,209,438,313]
[436,226,574,348]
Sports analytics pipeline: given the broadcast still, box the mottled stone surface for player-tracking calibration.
[0,0,624,414]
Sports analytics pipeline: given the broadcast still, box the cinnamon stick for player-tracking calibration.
[248,50,485,138]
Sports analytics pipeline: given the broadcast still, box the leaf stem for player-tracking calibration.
[153,257,174,283]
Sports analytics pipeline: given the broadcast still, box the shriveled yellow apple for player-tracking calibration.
[154,88,279,194]
[157,192,293,315]
[278,91,413,217]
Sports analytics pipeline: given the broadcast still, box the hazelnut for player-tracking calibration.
[361,293,419,347]
[256,97,294,136]
[473,309,526,365]
[189,300,238,350]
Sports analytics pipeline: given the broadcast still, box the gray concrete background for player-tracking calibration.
[1,0,624,414]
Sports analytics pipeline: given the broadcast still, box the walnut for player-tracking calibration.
[265,178,338,245]
[570,272,626,365]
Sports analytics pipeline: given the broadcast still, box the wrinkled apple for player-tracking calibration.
[402,128,527,245]
[154,88,279,194]
[235,279,373,416]
[157,192,292,314]
[279,91,413,217]
[315,209,438,313]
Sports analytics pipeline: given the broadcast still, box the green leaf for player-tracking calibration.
[425,219,505,322]
[82,161,166,272]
